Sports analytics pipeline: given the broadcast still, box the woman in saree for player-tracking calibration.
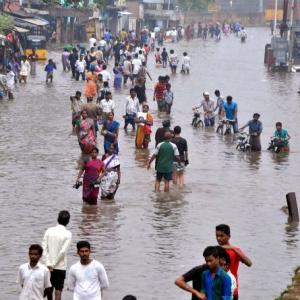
[100,144,121,200]
[84,72,97,101]
[101,112,120,154]
[76,109,96,155]
[76,147,105,205]
[113,63,123,89]
[135,103,153,149]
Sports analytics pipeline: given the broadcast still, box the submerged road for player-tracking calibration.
[1,27,300,299]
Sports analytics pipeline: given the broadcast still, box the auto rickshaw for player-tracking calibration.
[24,35,48,60]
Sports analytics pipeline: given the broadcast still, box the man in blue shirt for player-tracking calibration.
[199,246,232,300]
[222,96,238,133]
[239,113,263,151]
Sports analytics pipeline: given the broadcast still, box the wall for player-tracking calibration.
[184,11,265,26]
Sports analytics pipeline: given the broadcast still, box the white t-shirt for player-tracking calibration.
[99,39,107,48]
[123,60,132,75]
[182,56,191,67]
[89,37,97,49]
[228,271,237,300]
[42,224,72,270]
[68,260,109,300]
[132,58,142,75]
[169,54,178,66]
[75,60,86,73]
[100,70,111,82]
[154,141,179,156]
[138,54,145,63]
[6,71,15,89]
[100,99,115,113]
[18,262,51,300]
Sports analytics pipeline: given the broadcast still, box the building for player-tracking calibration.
[127,0,181,30]
[216,0,264,14]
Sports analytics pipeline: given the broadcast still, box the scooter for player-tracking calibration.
[236,132,251,152]
[191,109,204,128]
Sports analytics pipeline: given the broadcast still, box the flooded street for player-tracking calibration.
[1,27,300,299]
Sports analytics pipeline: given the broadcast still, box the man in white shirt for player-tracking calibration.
[132,53,142,80]
[18,244,52,300]
[193,92,215,127]
[123,88,140,130]
[68,241,109,300]
[123,56,133,86]
[99,37,107,52]
[42,211,72,300]
[171,28,178,43]
[100,91,115,121]
[181,52,191,74]
[89,34,97,50]
[138,50,145,63]
[71,91,84,131]
[75,55,86,81]
[100,65,111,84]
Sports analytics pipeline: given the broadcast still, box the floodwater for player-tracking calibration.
[1,27,300,300]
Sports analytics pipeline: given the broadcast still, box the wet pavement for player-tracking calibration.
[1,27,300,300]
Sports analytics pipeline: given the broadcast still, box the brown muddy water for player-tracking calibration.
[0,27,300,299]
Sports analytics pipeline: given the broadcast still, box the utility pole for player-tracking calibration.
[166,0,171,29]
[288,0,296,71]
[274,0,278,36]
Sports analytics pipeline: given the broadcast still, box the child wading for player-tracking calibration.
[163,83,174,114]
[45,59,57,83]
[155,48,162,65]
[216,224,252,300]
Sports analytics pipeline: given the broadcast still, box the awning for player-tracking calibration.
[22,18,49,26]
[14,26,30,33]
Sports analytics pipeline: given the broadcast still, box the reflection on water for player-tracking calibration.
[1,28,300,300]
[135,148,150,168]
[285,222,299,250]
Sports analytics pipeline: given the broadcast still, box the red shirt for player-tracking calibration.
[226,246,244,296]
[154,82,166,101]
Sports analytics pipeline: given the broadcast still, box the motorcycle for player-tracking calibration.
[191,109,204,128]
[216,119,235,135]
[236,132,251,152]
[267,137,288,153]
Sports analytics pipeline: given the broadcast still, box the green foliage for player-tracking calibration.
[93,0,105,9]
[42,0,105,9]
[0,13,13,34]
[177,0,214,11]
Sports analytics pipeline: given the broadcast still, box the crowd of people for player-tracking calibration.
[0,23,292,300]
[62,29,194,199]
[18,210,252,300]
[192,90,291,153]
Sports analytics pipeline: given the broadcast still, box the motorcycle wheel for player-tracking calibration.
[197,120,204,128]
[224,128,230,135]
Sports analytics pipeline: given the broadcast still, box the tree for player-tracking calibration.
[42,0,105,9]
[177,0,215,11]
[0,13,13,35]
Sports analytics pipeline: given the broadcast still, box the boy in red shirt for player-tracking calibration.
[216,224,252,300]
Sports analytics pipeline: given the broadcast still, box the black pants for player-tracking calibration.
[71,65,76,78]
[76,71,85,81]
